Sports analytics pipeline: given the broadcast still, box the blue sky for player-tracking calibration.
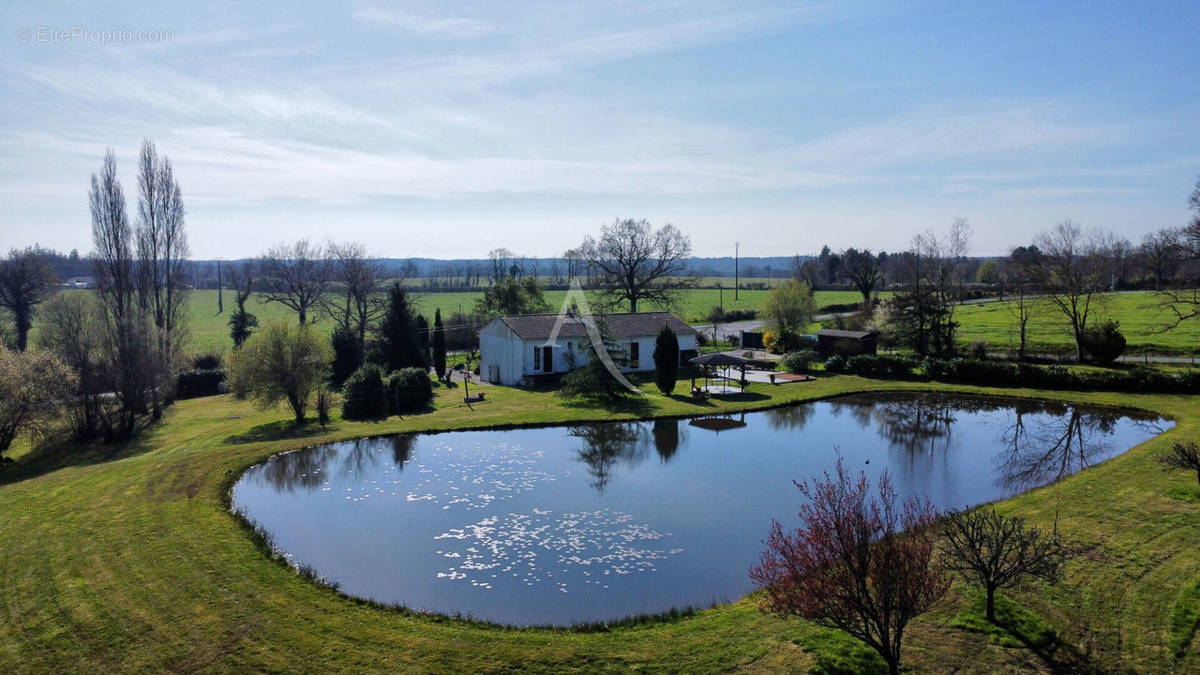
[1,1,1197,259]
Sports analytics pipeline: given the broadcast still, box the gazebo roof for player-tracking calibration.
[688,352,749,367]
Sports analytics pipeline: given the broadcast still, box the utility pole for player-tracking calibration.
[217,259,223,314]
[734,242,739,300]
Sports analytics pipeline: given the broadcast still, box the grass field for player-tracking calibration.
[168,289,871,355]
[1,374,1198,672]
[955,291,1200,357]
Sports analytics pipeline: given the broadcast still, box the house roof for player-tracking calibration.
[815,329,876,340]
[493,312,698,340]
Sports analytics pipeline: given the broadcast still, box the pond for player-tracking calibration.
[231,393,1170,626]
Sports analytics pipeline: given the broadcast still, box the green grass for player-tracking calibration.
[955,290,1200,357]
[159,288,874,355]
[948,590,1057,649]
[2,372,1199,672]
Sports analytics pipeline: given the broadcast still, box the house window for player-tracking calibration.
[533,345,540,370]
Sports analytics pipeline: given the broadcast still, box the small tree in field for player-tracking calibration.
[750,460,948,675]
[652,323,679,395]
[760,279,816,352]
[226,322,332,424]
[1160,441,1200,487]
[0,349,77,457]
[937,507,1068,623]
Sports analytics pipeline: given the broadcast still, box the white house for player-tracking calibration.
[479,312,700,386]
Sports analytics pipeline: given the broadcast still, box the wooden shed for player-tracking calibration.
[815,329,878,357]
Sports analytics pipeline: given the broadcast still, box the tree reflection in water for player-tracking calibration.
[652,419,682,463]
[996,401,1124,492]
[569,423,649,493]
[259,434,419,492]
[764,403,814,432]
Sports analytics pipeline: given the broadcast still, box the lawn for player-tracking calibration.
[954,290,1200,357]
[1,375,1198,672]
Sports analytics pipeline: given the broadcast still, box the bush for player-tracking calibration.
[921,358,1200,395]
[823,354,847,373]
[191,352,222,370]
[780,349,821,374]
[1081,319,1127,364]
[845,354,919,379]
[342,364,388,419]
[706,306,757,323]
[387,367,433,413]
[176,369,226,399]
[968,340,988,361]
[762,331,779,353]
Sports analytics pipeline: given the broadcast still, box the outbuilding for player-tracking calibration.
[479,312,699,386]
[815,329,878,357]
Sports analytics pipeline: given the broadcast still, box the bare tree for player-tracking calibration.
[1034,221,1107,361]
[135,139,189,417]
[227,261,258,347]
[0,247,58,351]
[1003,245,1044,360]
[259,240,330,325]
[791,255,821,295]
[322,241,384,346]
[1160,441,1200,487]
[888,219,972,357]
[1138,229,1179,291]
[90,149,150,438]
[578,218,695,313]
[487,248,514,284]
[750,459,949,675]
[937,507,1068,623]
[1155,182,1200,331]
[841,248,882,304]
[36,292,110,439]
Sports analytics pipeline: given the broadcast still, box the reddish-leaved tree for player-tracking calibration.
[750,459,949,675]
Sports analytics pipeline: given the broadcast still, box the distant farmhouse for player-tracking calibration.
[480,312,699,386]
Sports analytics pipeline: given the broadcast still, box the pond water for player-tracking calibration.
[231,393,1169,626]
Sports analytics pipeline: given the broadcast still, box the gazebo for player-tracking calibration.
[688,352,750,396]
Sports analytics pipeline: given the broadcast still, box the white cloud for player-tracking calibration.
[353,6,494,37]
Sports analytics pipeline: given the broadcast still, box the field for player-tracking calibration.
[174,288,871,355]
[1,375,1198,672]
[954,291,1200,357]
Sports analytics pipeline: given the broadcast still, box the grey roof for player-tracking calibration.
[815,329,876,339]
[495,312,698,340]
[689,352,750,366]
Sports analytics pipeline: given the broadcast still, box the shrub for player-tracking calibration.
[1081,319,1127,364]
[762,331,779,353]
[330,327,364,388]
[176,369,226,399]
[823,354,847,373]
[191,352,222,370]
[341,364,388,419]
[968,340,988,361]
[388,367,433,413]
[780,349,821,374]
[845,354,919,379]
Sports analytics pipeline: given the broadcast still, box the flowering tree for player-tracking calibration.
[750,459,949,675]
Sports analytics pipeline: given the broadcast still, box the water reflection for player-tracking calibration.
[652,419,681,463]
[569,424,649,492]
[231,393,1169,626]
[996,402,1127,491]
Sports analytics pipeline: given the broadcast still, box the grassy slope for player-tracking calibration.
[1,375,1198,673]
[955,291,1200,356]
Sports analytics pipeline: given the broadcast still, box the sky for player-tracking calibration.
[1,1,1198,259]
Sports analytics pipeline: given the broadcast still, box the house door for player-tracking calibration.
[629,341,639,368]
[542,345,553,372]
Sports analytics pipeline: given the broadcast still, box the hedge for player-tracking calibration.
[342,364,389,419]
[175,369,225,399]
